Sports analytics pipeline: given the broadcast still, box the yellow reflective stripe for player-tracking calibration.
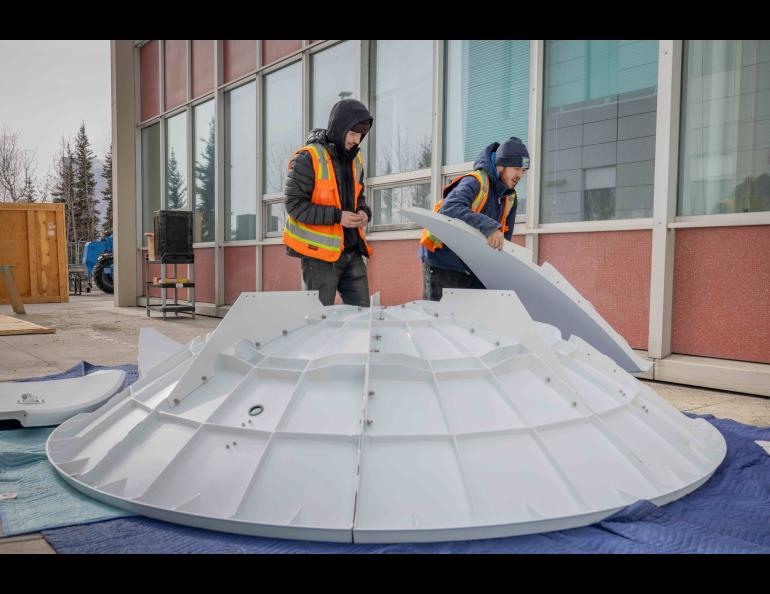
[287,215,340,241]
[306,145,329,180]
[285,228,341,252]
[285,221,342,251]
[318,146,332,180]
[470,171,489,211]
[503,191,516,221]
[353,153,364,183]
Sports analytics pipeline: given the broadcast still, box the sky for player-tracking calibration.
[0,40,111,185]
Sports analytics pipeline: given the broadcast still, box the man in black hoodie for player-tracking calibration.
[283,98,375,307]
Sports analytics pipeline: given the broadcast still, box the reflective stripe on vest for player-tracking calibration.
[283,143,372,261]
[419,170,490,252]
[284,215,342,252]
[499,191,516,234]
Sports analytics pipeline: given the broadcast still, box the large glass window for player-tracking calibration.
[540,40,659,223]
[444,40,530,213]
[165,112,187,210]
[141,123,160,243]
[264,62,302,194]
[311,41,359,130]
[371,183,431,228]
[225,82,257,240]
[370,40,433,176]
[193,99,216,243]
[678,40,770,216]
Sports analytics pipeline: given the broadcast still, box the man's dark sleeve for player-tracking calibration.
[285,151,342,225]
[355,174,373,222]
[440,176,502,237]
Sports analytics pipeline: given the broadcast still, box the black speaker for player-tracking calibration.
[154,210,193,262]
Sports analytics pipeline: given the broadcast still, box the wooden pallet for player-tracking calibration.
[0,314,55,336]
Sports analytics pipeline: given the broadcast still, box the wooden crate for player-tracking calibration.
[0,203,69,304]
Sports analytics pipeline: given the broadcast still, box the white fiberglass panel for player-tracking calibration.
[598,407,707,488]
[365,366,447,436]
[78,415,197,499]
[259,322,341,358]
[137,426,269,517]
[455,432,585,522]
[62,401,150,475]
[233,433,358,529]
[435,370,525,434]
[408,322,470,359]
[356,436,473,531]
[160,357,248,423]
[537,420,660,510]
[400,207,651,373]
[277,366,364,435]
[493,362,584,427]
[207,369,300,431]
[0,370,125,427]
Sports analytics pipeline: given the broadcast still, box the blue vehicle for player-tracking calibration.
[82,236,114,294]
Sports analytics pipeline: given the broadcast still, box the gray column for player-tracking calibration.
[648,41,683,359]
[526,40,544,264]
[111,40,138,306]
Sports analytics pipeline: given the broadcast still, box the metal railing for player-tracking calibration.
[67,240,87,271]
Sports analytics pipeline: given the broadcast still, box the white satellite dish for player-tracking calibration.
[47,290,725,543]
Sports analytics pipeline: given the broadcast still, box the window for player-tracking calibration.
[264,62,302,195]
[141,123,160,244]
[264,200,288,237]
[540,40,659,223]
[371,183,431,228]
[225,82,257,240]
[678,40,770,216]
[193,99,216,243]
[165,112,188,210]
[444,40,530,212]
[311,41,359,130]
[370,40,433,176]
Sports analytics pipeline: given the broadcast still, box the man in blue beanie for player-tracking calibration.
[418,136,529,301]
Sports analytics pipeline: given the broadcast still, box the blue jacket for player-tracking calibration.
[418,142,518,273]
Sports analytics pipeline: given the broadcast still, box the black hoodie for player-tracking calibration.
[284,98,374,257]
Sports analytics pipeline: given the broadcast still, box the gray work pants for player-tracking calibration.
[422,263,485,301]
[301,250,370,307]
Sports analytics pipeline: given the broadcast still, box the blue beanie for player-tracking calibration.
[496,137,530,169]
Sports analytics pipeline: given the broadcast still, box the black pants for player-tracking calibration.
[301,250,370,307]
[423,263,485,302]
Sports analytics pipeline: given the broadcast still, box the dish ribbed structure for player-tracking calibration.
[46,288,726,543]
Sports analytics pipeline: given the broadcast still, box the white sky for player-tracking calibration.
[0,40,111,183]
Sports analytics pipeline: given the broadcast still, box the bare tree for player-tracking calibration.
[0,126,38,202]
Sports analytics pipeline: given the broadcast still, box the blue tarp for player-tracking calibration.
[40,415,770,553]
[0,362,138,537]
[3,362,770,552]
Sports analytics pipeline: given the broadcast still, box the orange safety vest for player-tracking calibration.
[283,143,373,262]
[419,170,515,252]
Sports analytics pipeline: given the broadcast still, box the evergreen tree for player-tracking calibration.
[166,147,186,210]
[102,144,113,236]
[73,122,98,242]
[53,142,77,246]
[19,174,37,203]
[195,118,216,242]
